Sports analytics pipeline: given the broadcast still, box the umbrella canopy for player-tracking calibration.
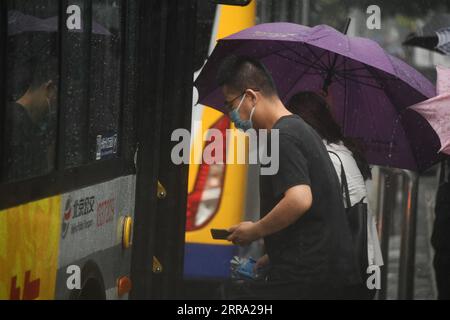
[409,66,450,155]
[7,10,113,64]
[403,13,450,55]
[195,22,440,172]
[437,65,450,95]
[8,10,52,35]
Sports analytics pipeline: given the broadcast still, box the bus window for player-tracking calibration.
[194,1,216,72]
[88,0,122,162]
[62,0,123,167]
[2,0,59,182]
[61,0,90,168]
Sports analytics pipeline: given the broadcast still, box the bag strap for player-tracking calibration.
[441,158,449,184]
[328,151,351,208]
[447,159,450,183]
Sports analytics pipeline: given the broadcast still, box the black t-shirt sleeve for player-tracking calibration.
[270,133,311,199]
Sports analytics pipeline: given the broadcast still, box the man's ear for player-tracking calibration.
[246,89,259,104]
[44,80,53,90]
[44,80,56,97]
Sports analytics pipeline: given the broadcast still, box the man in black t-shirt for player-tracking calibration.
[3,101,51,182]
[217,56,360,299]
[2,54,58,182]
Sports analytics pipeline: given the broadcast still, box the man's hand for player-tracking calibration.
[227,221,262,246]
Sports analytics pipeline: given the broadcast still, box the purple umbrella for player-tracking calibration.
[7,10,53,35]
[195,22,440,172]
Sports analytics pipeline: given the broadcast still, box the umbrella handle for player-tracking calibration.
[322,74,333,94]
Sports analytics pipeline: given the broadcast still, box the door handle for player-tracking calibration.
[157,181,167,199]
[153,256,163,274]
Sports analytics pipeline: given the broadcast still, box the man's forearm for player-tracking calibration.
[255,192,309,238]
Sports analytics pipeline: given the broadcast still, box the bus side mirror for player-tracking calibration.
[210,0,252,6]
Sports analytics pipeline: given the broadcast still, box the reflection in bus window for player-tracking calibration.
[61,0,90,168]
[89,0,122,161]
[62,0,123,167]
[2,1,59,182]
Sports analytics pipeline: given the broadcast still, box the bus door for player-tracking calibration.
[130,0,197,299]
[0,0,140,300]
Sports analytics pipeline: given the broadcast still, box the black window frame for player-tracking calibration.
[0,0,137,210]
[0,2,6,188]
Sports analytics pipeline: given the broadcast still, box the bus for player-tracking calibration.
[0,0,251,300]
[183,1,256,297]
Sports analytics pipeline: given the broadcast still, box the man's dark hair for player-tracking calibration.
[29,55,59,90]
[8,54,58,100]
[8,35,58,100]
[216,55,277,97]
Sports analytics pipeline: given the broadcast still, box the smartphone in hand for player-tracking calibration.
[210,229,231,240]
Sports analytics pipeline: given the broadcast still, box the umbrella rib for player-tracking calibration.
[282,50,330,99]
[278,41,329,71]
[337,70,397,81]
[332,55,348,71]
[362,64,402,101]
[335,61,403,82]
[251,45,321,71]
[273,52,326,74]
[256,46,294,60]
[336,66,368,73]
[336,62,397,80]
[340,60,386,152]
[362,63,422,169]
[285,42,330,71]
[333,75,346,87]
[347,61,382,141]
[334,72,385,90]
[305,44,331,71]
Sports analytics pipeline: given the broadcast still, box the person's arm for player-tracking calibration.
[227,185,312,245]
[254,254,270,272]
[228,133,312,246]
[255,184,312,237]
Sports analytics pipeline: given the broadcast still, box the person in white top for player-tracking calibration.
[287,91,384,299]
[325,142,384,268]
